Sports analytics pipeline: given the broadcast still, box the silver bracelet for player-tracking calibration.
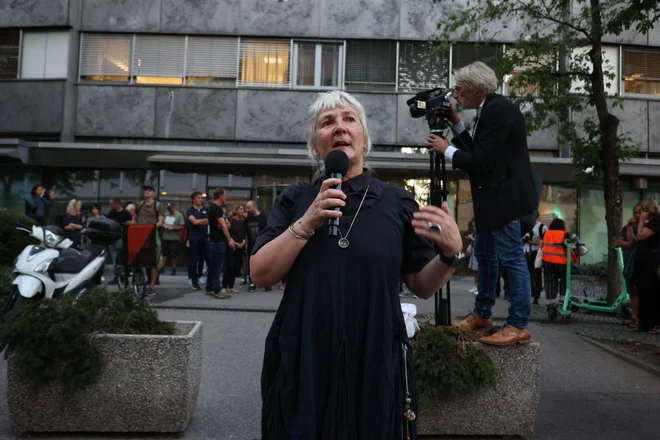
[288,224,309,241]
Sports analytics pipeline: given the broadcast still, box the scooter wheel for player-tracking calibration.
[547,306,558,322]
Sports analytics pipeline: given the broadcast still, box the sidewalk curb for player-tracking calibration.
[154,304,277,313]
[578,334,660,378]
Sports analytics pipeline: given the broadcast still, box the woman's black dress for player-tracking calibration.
[634,216,660,332]
[253,172,435,440]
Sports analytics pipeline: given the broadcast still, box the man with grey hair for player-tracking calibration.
[428,61,538,345]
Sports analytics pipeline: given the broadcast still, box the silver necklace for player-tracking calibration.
[337,185,370,249]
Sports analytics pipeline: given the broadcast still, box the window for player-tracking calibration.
[186,36,238,87]
[623,47,660,96]
[80,33,132,82]
[345,40,396,91]
[20,31,69,79]
[238,39,291,87]
[80,33,239,87]
[451,43,503,71]
[133,35,185,85]
[0,29,20,79]
[398,42,449,92]
[292,41,342,88]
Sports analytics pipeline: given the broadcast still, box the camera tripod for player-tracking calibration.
[429,148,452,327]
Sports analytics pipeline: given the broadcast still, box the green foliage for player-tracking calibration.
[0,287,175,392]
[0,209,37,266]
[412,325,496,404]
[579,261,609,277]
[0,265,12,303]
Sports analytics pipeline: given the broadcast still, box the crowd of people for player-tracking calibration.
[24,183,273,298]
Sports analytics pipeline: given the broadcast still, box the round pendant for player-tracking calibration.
[338,238,350,249]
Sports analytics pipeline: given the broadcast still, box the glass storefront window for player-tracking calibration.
[0,169,42,212]
[578,185,640,264]
[538,185,578,233]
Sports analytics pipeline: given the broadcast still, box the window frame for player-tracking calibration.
[291,39,344,90]
[621,45,660,99]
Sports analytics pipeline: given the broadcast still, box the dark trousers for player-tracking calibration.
[187,237,209,286]
[543,262,566,301]
[223,247,245,289]
[208,241,227,293]
[525,251,543,300]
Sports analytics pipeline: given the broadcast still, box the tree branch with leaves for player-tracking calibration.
[433,0,659,303]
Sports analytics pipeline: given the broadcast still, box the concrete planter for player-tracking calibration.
[418,342,541,439]
[7,321,203,433]
[571,275,607,298]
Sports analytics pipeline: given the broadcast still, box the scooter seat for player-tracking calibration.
[54,243,106,274]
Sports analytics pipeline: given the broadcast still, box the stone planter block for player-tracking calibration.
[418,342,540,438]
[7,321,203,433]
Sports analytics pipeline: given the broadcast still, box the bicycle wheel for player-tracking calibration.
[116,265,127,290]
[134,267,147,300]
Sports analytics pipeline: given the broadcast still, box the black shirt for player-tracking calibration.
[619,224,637,264]
[245,212,268,250]
[208,203,227,243]
[252,170,436,274]
[635,216,660,262]
[107,209,132,228]
[230,218,246,243]
[185,205,209,239]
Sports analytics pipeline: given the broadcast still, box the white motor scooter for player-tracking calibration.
[3,218,122,320]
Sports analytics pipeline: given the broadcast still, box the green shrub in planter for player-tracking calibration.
[412,325,496,405]
[0,265,13,304]
[0,286,175,392]
[0,209,37,266]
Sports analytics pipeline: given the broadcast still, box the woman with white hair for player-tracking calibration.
[62,199,84,245]
[251,91,463,439]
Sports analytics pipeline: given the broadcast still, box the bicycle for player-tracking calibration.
[109,232,148,300]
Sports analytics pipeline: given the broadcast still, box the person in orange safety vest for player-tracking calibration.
[540,218,577,304]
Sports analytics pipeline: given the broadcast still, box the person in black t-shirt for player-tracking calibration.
[107,198,133,282]
[207,188,234,299]
[633,199,660,334]
[244,200,269,291]
[185,191,209,291]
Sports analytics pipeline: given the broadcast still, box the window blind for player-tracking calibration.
[345,40,396,91]
[133,34,185,78]
[79,33,133,78]
[398,42,449,92]
[186,36,239,78]
[623,47,660,80]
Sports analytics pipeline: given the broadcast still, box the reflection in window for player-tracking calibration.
[239,40,290,87]
[398,42,449,92]
[0,169,42,212]
[623,47,660,96]
[0,29,20,79]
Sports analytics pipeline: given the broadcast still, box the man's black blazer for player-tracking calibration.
[451,93,538,231]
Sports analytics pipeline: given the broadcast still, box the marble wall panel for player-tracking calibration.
[610,98,649,154]
[81,0,161,32]
[321,0,399,39]
[0,0,69,27]
[238,0,319,37]
[350,93,397,145]
[0,81,64,133]
[154,88,236,139]
[235,90,316,142]
[161,0,240,35]
[76,85,156,137]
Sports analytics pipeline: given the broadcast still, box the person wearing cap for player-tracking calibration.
[162,202,185,276]
[133,184,165,296]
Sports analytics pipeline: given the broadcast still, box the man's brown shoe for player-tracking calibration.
[479,325,531,346]
[454,313,493,331]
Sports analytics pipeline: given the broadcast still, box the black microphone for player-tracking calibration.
[324,149,349,238]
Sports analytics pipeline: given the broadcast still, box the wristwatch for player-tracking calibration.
[438,252,458,268]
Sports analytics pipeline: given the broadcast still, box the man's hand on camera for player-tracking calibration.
[427,134,450,154]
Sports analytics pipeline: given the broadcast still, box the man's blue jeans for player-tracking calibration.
[474,219,531,329]
[208,241,227,293]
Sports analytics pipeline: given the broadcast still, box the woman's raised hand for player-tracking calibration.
[299,178,347,233]
[412,202,463,257]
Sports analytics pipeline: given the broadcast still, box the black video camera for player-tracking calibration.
[406,88,452,134]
